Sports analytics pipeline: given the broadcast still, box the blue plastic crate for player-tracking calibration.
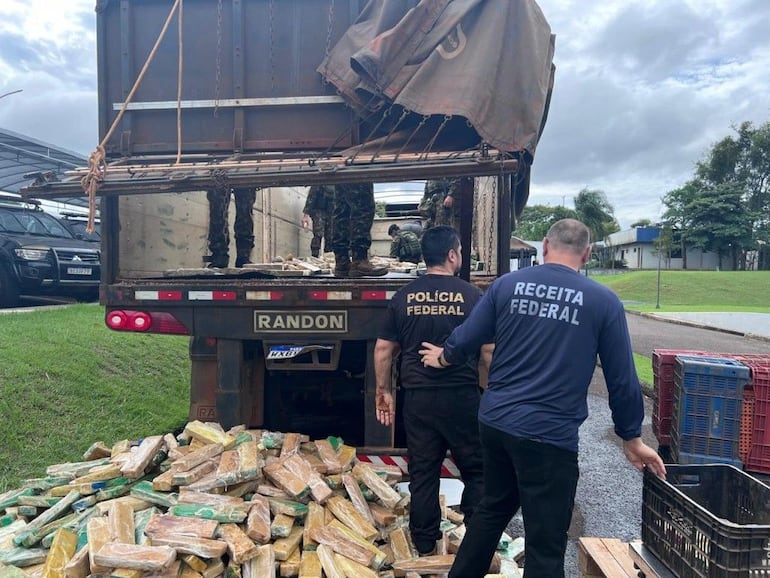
[671,356,749,464]
[674,355,750,397]
[676,450,743,468]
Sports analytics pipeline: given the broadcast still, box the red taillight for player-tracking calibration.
[106,310,128,329]
[105,310,189,335]
[129,312,152,331]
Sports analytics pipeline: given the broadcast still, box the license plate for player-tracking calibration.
[67,267,93,275]
[266,346,304,360]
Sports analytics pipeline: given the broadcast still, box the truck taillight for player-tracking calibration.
[105,310,189,335]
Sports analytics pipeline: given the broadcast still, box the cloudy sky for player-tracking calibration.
[1,0,768,228]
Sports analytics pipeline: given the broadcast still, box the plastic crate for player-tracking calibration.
[740,388,754,465]
[642,464,770,577]
[670,356,750,465]
[745,367,770,474]
[729,354,770,368]
[651,350,715,447]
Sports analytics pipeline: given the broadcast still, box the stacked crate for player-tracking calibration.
[670,355,750,467]
[742,359,770,474]
[651,349,714,450]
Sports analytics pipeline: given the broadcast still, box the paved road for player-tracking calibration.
[506,314,768,576]
[626,312,770,356]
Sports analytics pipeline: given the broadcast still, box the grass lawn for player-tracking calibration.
[591,270,770,312]
[0,304,190,491]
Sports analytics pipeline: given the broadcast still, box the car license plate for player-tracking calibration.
[67,267,93,275]
[266,345,304,360]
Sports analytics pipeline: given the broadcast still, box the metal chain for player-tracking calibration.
[325,0,335,59]
[214,0,223,117]
[267,188,274,258]
[269,0,275,93]
[487,175,497,274]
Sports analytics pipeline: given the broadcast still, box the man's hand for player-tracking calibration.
[376,390,395,426]
[301,214,310,228]
[443,194,454,209]
[623,437,666,478]
[419,342,444,369]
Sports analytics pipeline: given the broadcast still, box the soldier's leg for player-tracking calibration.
[347,183,387,277]
[206,188,230,268]
[321,212,333,255]
[233,188,256,267]
[310,211,324,257]
[332,187,351,277]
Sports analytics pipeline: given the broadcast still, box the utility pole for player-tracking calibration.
[656,224,662,309]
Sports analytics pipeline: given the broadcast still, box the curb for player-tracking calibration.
[625,310,770,343]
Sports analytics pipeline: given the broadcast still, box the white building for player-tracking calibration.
[604,227,720,270]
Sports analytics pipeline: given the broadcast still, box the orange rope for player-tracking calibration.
[82,0,182,233]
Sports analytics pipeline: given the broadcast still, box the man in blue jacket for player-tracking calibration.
[420,219,666,577]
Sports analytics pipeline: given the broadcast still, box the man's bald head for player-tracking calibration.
[542,219,592,270]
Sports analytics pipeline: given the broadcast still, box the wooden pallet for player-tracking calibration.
[627,541,675,578]
[578,537,639,577]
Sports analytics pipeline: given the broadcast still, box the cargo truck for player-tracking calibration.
[24,0,555,470]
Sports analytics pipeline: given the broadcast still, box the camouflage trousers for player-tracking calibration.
[422,194,461,231]
[332,182,375,261]
[309,210,333,257]
[207,187,256,266]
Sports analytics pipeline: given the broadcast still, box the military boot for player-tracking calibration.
[206,253,229,268]
[334,255,351,278]
[349,258,388,277]
[235,252,253,268]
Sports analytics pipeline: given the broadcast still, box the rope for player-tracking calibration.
[82,0,182,233]
[80,146,106,234]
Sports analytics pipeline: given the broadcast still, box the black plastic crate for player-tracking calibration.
[642,465,770,577]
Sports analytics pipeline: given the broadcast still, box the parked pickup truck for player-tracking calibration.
[0,193,100,307]
[24,0,554,473]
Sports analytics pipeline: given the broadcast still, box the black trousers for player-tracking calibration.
[403,387,484,553]
[448,423,579,578]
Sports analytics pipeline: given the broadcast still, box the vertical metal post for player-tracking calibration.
[656,226,662,309]
[216,338,244,429]
[496,174,512,276]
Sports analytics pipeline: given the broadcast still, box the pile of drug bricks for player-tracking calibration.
[0,421,519,578]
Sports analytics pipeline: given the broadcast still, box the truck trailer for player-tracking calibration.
[24,0,555,471]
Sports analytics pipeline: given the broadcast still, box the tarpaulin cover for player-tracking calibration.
[319,0,555,156]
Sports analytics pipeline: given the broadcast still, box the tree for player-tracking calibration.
[573,188,620,242]
[662,181,701,269]
[682,183,754,270]
[514,204,578,240]
[630,219,652,228]
[694,121,770,269]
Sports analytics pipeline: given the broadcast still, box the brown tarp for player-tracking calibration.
[319,0,555,156]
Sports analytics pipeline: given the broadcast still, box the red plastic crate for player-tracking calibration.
[744,366,770,474]
[651,349,716,447]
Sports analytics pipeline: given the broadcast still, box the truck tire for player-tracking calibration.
[0,264,20,308]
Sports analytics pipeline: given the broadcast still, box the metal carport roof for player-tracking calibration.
[0,126,90,209]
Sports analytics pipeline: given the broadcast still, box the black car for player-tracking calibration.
[58,212,101,243]
[0,195,101,307]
